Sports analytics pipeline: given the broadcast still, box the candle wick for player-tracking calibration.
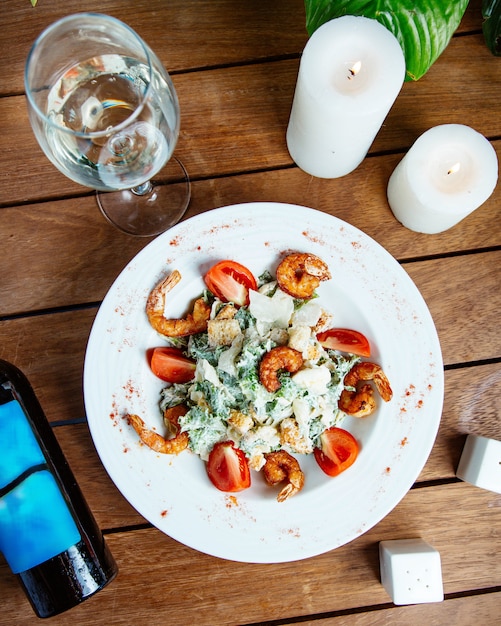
[447,162,461,175]
[347,61,362,80]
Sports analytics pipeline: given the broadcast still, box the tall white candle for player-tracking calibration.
[387,125,498,234]
[286,16,405,179]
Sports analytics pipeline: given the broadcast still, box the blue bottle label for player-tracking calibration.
[0,399,81,573]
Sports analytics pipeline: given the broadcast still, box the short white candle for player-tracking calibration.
[286,16,405,179]
[387,125,498,234]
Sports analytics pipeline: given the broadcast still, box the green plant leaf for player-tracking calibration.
[483,0,501,55]
[30,0,38,6]
[304,0,470,81]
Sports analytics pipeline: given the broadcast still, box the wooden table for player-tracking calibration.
[1,0,500,623]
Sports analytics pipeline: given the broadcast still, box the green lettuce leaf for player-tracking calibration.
[304,0,470,81]
[483,0,501,55]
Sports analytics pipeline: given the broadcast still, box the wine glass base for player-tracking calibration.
[96,158,191,237]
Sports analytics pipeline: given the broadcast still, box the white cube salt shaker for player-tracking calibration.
[456,434,501,494]
[379,538,444,605]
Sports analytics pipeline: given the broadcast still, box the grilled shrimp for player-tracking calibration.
[146,269,211,337]
[263,450,305,502]
[338,362,392,418]
[126,405,189,454]
[276,253,331,299]
[259,346,304,392]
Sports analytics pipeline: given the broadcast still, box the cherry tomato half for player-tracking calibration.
[204,260,257,307]
[207,441,251,492]
[313,427,359,477]
[149,347,196,383]
[317,328,371,358]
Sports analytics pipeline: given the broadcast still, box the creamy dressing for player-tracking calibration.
[159,281,359,470]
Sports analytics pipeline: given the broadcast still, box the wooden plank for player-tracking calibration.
[0,199,150,316]
[0,0,306,96]
[417,362,501,482]
[1,141,500,316]
[404,252,501,365]
[2,33,500,206]
[0,482,499,625]
[1,0,484,97]
[0,309,96,419]
[282,592,501,626]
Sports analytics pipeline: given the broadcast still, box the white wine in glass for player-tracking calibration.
[25,13,190,236]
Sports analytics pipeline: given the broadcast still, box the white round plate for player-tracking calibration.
[84,202,443,563]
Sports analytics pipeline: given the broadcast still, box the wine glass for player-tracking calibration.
[24,13,190,237]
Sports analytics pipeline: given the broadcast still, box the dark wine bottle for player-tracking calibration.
[0,359,118,618]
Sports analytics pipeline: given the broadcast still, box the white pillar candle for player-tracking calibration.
[286,16,405,179]
[387,125,498,234]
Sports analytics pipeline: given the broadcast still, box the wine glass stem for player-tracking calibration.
[131,181,153,196]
